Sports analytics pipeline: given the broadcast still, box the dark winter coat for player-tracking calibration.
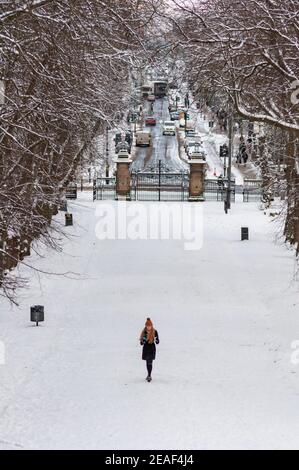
[140,329,159,361]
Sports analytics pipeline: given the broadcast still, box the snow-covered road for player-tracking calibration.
[132,98,187,172]
[0,194,298,449]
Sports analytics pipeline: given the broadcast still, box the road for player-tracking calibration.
[131,97,187,173]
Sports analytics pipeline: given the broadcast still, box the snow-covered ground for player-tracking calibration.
[0,193,299,450]
[188,98,259,183]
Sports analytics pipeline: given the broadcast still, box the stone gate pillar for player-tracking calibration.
[188,157,206,201]
[114,151,132,200]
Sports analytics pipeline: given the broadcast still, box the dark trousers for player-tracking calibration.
[146,359,153,377]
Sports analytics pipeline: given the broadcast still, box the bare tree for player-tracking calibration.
[0,0,153,301]
[165,0,299,255]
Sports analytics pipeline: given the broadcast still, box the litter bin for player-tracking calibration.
[65,213,73,226]
[30,305,44,326]
[241,227,249,240]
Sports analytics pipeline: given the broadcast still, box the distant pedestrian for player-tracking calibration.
[239,142,246,155]
[217,109,227,131]
[217,174,224,189]
[242,152,248,164]
[139,318,159,382]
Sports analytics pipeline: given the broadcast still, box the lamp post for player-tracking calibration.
[226,112,234,212]
[158,159,162,202]
[134,116,137,136]
[223,152,227,178]
[105,123,110,183]
[184,110,188,135]
[222,144,228,178]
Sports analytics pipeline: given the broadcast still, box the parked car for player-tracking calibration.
[136,130,151,146]
[185,129,196,137]
[184,138,202,151]
[145,116,157,126]
[162,121,176,136]
[185,141,202,156]
[190,148,205,159]
[170,111,180,121]
[189,148,206,160]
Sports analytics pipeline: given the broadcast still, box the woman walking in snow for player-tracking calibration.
[140,318,159,382]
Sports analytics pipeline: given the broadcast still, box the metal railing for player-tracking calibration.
[92,176,267,204]
[204,179,236,202]
[243,179,263,202]
[133,171,189,202]
[93,177,116,201]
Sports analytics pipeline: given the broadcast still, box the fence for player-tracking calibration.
[92,175,265,204]
[243,179,263,202]
[93,177,116,201]
[204,178,236,202]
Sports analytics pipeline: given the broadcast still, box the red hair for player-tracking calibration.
[140,318,155,344]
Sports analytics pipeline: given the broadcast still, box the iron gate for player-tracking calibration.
[93,177,116,201]
[132,171,189,201]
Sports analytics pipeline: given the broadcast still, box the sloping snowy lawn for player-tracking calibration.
[0,193,298,450]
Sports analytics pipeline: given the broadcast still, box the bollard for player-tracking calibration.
[241,227,249,240]
[30,305,44,326]
[224,199,228,214]
[65,213,73,226]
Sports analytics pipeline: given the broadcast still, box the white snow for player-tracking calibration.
[188,100,259,183]
[0,193,299,450]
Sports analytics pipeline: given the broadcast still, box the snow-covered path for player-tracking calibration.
[189,103,258,183]
[0,193,299,449]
